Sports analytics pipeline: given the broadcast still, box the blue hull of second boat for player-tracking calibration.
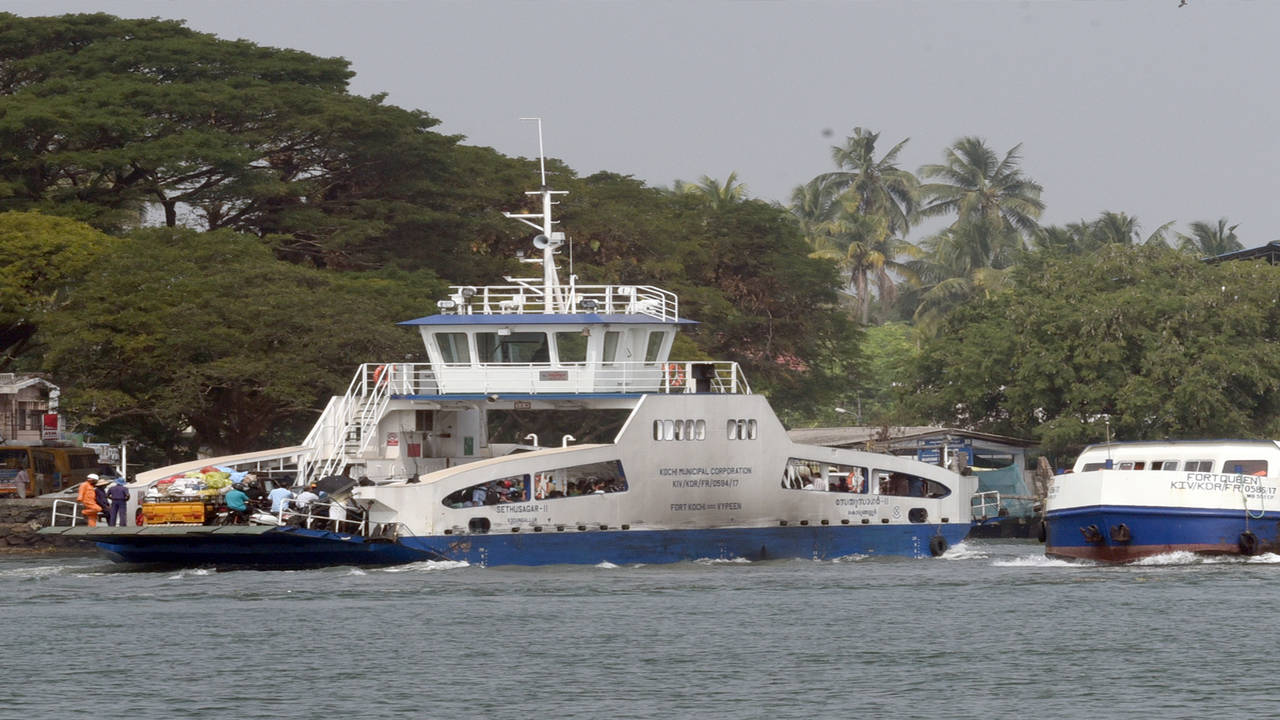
[1045,504,1280,562]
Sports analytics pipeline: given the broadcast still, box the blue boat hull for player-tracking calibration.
[91,527,433,568]
[1045,504,1280,562]
[399,523,968,566]
[83,523,967,568]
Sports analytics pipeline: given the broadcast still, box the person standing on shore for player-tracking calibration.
[106,477,130,527]
[77,474,102,527]
[13,466,29,498]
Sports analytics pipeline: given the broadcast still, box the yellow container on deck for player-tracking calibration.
[141,501,208,525]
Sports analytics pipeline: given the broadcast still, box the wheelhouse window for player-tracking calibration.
[476,331,550,363]
[555,331,588,364]
[644,331,665,364]
[435,332,471,364]
[602,331,622,365]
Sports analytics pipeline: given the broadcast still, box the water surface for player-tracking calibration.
[3,540,1275,719]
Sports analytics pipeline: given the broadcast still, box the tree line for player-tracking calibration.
[1,13,856,466]
[3,13,1271,468]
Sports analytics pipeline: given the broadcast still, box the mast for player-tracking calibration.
[503,117,569,313]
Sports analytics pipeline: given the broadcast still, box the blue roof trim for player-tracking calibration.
[398,313,697,326]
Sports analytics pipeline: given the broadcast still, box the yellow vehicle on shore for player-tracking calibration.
[0,445,101,496]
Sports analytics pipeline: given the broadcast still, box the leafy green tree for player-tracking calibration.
[0,211,116,370]
[39,227,439,463]
[904,244,1280,459]
[0,12,499,273]
[1177,218,1243,257]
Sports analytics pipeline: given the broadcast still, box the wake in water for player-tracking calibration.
[938,541,989,561]
[1135,550,1280,566]
[693,556,752,566]
[378,559,469,573]
[167,567,216,580]
[991,554,1079,568]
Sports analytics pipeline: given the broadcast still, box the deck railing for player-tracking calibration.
[441,281,679,322]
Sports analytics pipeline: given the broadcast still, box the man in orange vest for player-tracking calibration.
[77,473,102,527]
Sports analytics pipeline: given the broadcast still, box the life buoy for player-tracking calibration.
[373,365,388,385]
[845,471,865,493]
[665,363,686,388]
[928,535,949,557]
[1238,530,1260,556]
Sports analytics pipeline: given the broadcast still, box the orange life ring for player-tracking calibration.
[373,365,388,385]
[665,363,686,388]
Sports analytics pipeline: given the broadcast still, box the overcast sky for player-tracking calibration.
[19,0,1280,247]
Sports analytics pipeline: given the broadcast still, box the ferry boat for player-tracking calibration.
[1043,439,1280,562]
[42,125,977,567]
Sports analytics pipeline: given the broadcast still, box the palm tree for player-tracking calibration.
[1177,218,1243,257]
[808,198,920,324]
[788,175,840,246]
[820,127,918,237]
[674,172,748,211]
[918,137,1044,234]
[910,217,1019,333]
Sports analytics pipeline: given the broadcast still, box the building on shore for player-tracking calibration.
[0,374,61,446]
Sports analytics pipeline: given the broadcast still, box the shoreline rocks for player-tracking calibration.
[0,498,95,554]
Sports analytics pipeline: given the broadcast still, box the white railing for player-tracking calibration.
[970,490,1002,520]
[442,281,679,322]
[50,499,83,526]
[297,359,750,483]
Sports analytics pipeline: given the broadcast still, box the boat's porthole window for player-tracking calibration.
[727,420,739,440]
[653,420,662,441]
[736,420,747,439]
[747,419,758,440]
[1186,460,1213,472]
[673,420,684,441]
[663,420,675,441]
[695,419,706,441]
[683,419,695,440]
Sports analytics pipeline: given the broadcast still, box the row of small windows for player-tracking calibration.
[727,419,758,441]
[1082,459,1267,475]
[650,419,758,441]
[654,419,707,441]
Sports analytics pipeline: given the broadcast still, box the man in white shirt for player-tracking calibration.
[294,483,320,509]
[267,484,295,513]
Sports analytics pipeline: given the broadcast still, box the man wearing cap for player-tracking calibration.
[77,474,102,527]
[106,477,130,527]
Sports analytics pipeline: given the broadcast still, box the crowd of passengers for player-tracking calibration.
[784,466,938,497]
[535,476,627,499]
[445,475,627,508]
